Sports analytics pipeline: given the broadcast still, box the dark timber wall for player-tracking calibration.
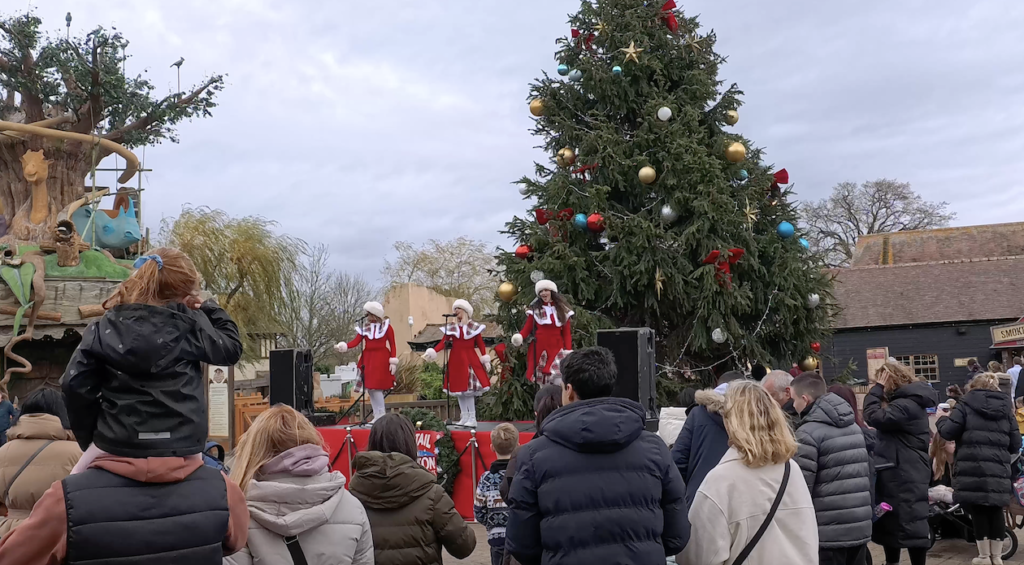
[822,321,1014,391]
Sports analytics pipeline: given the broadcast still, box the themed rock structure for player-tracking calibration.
[0,121,140,398]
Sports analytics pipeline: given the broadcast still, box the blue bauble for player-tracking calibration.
[612,65,623,76]
[777,221,795,239]
[568,69,583,82]
[799,238,810,249]
[557,64,570,76]
[573,213,588,230]
[739,169,749,180]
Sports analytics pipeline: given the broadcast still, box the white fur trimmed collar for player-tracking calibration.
[355,318,390,340]
[528,303,574,327]
[441,320,486,339]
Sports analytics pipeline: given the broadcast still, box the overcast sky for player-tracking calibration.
[20,0,1024,283]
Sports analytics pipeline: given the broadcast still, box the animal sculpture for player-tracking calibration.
[71,194,141,249]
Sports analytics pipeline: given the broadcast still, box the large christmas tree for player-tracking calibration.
[491,0,833,412]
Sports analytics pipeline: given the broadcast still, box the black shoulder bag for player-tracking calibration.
[284,535,308,565]
[733,460,791,565]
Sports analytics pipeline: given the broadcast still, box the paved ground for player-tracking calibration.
[444,524,1024,564]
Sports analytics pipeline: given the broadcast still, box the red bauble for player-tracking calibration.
[535,208,552,226]
[811,341,821,353]
[587,213,605,233]
[515,245,532,259]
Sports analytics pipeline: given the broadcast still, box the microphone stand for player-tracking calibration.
[441,313,456,426]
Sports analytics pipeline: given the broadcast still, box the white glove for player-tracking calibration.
[334,342,348,353]
[511,333,523,347]
[389,358,399,376]
[422,348,437,362]
[481,354,492,373]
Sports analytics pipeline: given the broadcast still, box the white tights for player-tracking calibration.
[368,389,386,422]
[456,395,476,423]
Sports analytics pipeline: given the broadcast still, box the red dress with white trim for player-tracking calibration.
[434,321,491,396]
[342,319,397,390]
[518,303,573,381]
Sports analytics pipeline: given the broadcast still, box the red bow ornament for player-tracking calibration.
[771,168,789,192]
[555,208,575,221]
[571,163,599,182]
[702,248,745,288]
[571,29,595,50]
[535,208,553,226]
[661,1,679,33]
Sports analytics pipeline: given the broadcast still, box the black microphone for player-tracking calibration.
[442,313,456,318]
[356,314,368,321]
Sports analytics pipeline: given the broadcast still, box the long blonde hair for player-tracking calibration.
[229,404,325,492]
[930,433,954,481]
[967,372,1001,393]
[723,381,798,468]
[877,361,917,394]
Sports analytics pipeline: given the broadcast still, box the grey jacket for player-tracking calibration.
[794,393,873,549]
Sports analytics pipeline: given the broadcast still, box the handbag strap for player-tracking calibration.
[3,440,55,506]
[284,535,308,565]
[733,460,791,565]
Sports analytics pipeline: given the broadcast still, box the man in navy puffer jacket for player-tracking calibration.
[505,347,689,565]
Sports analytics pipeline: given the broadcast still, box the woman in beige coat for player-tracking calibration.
[224,405,373,565]
[678,381,817,565]
[0,388,81,537]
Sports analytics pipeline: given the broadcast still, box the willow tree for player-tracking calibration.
[0,12,223,234]
[160,207,302,362]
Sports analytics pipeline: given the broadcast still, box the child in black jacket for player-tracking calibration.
[62,247,243,469]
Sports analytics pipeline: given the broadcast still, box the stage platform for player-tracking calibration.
[318,422,535,520]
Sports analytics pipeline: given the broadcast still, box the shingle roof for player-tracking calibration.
[852,222,1024,267]
[833,256,1024,329]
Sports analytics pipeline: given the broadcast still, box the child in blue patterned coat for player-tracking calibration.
[475,422,519,565]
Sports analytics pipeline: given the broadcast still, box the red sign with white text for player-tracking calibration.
[416,431,442,475]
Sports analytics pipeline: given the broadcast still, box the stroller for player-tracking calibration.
[927,499,1018,560]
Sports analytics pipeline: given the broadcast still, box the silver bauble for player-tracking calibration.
[807,293,821,309]
[530,270,546,283]
[711,328,728,344]
[660,204,678,223]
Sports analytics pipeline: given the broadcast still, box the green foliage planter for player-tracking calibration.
[400,407,459,494]
[44,250,133,280]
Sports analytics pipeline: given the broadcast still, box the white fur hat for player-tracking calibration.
[535,279,558,296]
[452,299,474,318]
[363,301,385,319]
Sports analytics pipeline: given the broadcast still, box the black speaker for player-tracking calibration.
[269,348,313,414]
[597,328,658,419]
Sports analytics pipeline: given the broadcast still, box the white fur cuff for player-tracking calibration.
[423,348,438,362]
[335,342,348,353]
[511,334,523,347]
[480,355,491,364]
[389,357,399,366]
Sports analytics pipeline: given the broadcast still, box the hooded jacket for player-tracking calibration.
[0,413,82,536]
[62,301,242,458]
[349,451,475,565]
[863,381,938,548]
[671,388,729,507]
[506,397,689,565]
[0,453,248,564]
[936,388,1022,507]
[794,393,873,548]
[224,445,373,565]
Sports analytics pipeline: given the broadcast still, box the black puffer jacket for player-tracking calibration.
[936,389,1022,506]
[671,389,729,507]
[506,397,689,565]
[863,381,938,548]
[63,301,242,457]
[794,393,873,548]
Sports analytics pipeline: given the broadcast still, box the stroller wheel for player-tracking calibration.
[928,524,937,549]
[1001,529,1018,560]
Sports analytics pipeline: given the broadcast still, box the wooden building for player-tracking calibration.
[823,222,1024,391]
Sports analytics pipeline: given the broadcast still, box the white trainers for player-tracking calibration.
[990,539,1003,565]
[974,539,991,565]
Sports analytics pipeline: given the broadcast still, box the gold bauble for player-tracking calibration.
[799,356,819,371]
[529,99,545,117]
[556,147,577,168]
[725,141,746,163]
[725,110,739,125]
[638,166,657,185]
[498,281,518,303]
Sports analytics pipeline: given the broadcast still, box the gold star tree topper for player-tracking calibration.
[619,41,644,64]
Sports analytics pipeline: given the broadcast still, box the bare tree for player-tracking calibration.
[801,179,955,267]
[280,244,376,369]
[381,237,498,313]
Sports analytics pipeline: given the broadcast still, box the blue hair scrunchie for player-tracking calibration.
[133,255,164,270]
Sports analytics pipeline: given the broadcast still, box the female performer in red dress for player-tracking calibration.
[422,299,491,427]
[511,280,573,385]
[334,301,397,423]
